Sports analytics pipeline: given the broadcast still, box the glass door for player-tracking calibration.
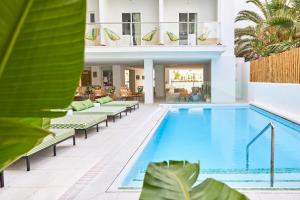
[122,13,141,46]
[179,13,197,45]
[132,13,141,46]
[179,13,188,45]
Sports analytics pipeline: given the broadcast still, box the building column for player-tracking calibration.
[144,59,154,104]
[99,0,106,45]
[159,0,164,45]
[211,56,235,103]
[112,65,125,96]
[91,66,102,86]
[155,65,165,98]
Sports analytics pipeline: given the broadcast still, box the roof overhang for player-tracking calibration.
[85,45,226,65]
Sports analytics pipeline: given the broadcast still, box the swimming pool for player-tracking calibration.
[122,105,300,189]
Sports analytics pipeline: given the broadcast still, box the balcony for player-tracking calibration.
[85,22,221,47]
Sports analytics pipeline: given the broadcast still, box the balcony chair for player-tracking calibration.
[142,29,157,42]
[104,28,120,42]
[166,32,179,42]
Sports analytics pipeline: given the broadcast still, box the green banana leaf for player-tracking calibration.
[0,0,86,171]
[104,28,121,41]
[0,118,52,171]
[166,32,179,41]
[140,161,249,200]
[142,29,157,42]
[0,0,86,118]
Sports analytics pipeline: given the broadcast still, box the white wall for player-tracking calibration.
[112,65,125,96]
[144,59,154,104]
[249,83,300,123]
[164,0,217,22]
[91,66,102,86]
[134,68,144,92]
[237,59,300,123]
[211,56,236,103]
[100,0,159,46]
[208,0,236,103]
[155,65,165,97]
[235,58,249,100]
[163,0,217,45]
[87,0,99,23]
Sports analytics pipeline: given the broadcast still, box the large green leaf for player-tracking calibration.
[0,0,86,118]
[0,118,50,171]
[140,161,249,200]
[0,0,86,171]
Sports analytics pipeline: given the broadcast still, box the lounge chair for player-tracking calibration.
[96,96,139,112]
[119,85,143,100]
[22,128,75,171]
[51,114,108,139]
[71,100,127,122]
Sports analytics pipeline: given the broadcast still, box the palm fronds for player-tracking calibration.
[235,0,300,61]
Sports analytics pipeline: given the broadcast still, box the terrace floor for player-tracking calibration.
[0,104,300,200]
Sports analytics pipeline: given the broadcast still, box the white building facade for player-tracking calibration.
[85,0,236,104]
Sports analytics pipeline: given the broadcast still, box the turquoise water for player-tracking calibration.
[122,105,300,188]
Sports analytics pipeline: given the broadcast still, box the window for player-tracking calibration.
[122,13,131,35]
[122,13,141,45]
[189,13,197,34]
[89,13,95,23]
[179,13,197,45]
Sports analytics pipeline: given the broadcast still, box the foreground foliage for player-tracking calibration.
[140,161,249,200]
[235,0,300,61]
[0,0,86,171]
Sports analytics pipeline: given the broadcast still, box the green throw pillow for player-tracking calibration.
[105,96,113,102]
[96,98,107,105]
[102,96,109,103]
[82,99,94,108]
[71,101,86,111]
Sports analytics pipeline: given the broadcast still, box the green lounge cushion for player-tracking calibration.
[82,99,94,108]
[71,101,86,111]
[75,106,126,116]
[51,114,107,129]
[104,96,112,103]
[101,101,138,108]
[96,97,107,104]
[24,129,75,156]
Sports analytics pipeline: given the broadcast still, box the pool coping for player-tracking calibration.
[107,103,300,193]
[251,103,300,125]
[106,106,169,192]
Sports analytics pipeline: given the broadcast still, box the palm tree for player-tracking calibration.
[235,0,300,61]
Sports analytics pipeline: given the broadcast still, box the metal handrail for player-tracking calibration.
[86,21,220,25]
[246,122,275,187]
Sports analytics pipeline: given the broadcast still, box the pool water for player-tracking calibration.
[122,105,300,188]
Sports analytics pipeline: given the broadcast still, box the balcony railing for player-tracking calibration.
[85,22,221,47]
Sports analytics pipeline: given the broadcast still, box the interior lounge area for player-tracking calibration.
[77,62,211,104]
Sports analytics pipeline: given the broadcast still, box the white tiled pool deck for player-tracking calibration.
[1,104,300,200]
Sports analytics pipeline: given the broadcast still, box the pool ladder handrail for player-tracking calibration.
[246,122,275,187]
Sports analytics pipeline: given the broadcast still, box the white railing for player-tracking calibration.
[85,22,221,47]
